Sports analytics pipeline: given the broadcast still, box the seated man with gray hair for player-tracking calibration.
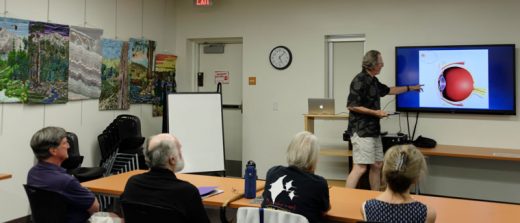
[121,133,210,222]
[261,131,331,223]
[27,126,100,223]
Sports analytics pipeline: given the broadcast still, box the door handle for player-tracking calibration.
[222,104,243,113]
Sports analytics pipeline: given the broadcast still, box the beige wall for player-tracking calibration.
[173,0,520,203]
[0,0,174,221]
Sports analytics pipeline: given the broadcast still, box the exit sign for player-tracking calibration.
[194,0,212,7]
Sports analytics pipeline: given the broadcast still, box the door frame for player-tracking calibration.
[325,34,366,98]
[188,37,243,91]
[188,37,244,177]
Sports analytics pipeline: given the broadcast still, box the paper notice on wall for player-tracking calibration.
[215,71,230,84]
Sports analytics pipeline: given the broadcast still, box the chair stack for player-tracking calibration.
[98,114,146,176]
[96,115,146,210]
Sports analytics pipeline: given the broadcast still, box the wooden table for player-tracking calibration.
[81,170,264,207]
[0,173,12,181]
[418,144,520,161]
[233,186,520,223]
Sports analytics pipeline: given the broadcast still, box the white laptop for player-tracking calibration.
[308,98,335,115]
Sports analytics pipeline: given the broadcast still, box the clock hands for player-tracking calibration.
[278,50,286,62]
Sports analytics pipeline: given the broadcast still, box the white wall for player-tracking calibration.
[173,0,520,203]
[0,0,174,221]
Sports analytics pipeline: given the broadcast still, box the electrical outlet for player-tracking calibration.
[273,102,278,111]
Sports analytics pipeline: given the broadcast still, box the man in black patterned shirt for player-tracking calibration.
[345,50,422,191]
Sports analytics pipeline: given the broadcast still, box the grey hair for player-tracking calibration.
[30,126,67,161]
[362,50,381,71]
[286,131,320,172]
[144,137,180,168]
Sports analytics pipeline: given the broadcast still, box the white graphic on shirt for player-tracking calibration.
[288,191,295,200]
[268,175,296,203]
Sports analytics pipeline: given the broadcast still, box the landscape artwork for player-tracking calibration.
[152,54,177,117]
[128,38,156,104]
[99,38,130,110]
[27,21,69,104]
[0,17,30,103]
[68,26,103,100]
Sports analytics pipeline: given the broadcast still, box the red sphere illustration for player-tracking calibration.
[439,66,474,102]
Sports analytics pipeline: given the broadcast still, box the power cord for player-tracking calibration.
[382,97,395,111]
[405,112,420,141]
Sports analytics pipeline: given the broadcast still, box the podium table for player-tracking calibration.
[304,114,351,157]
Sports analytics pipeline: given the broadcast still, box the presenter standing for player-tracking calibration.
[345,50,422,190]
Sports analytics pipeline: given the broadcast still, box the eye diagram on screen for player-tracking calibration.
[396,44,515,115]
[437,62,487,106]
[419,49,489,109]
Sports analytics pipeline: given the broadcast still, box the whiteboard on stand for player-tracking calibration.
[167,93,225,173]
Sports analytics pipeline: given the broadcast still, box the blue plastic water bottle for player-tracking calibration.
[244,160,257,199]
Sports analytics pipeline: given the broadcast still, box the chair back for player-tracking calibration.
[66,132,81,156]
[61,132,83,170]
[116,114,142,140]
[122,200,188,223]
[236,207,309,223]
[23,184,68,223]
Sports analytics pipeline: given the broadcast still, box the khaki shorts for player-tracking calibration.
[351,133,384,164]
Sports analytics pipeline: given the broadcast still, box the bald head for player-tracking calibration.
[148,134,180,151]
[144,133,184,172]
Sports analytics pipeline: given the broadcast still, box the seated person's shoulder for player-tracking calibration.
[266,165,284,175]
[176,179,201,194]
[426,203,436,223]
[309,172,327,182]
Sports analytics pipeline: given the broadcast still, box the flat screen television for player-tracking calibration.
[395,44,516,115]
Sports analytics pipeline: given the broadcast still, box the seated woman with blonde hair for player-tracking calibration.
[362,144,436,223]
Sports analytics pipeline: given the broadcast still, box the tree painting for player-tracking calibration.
[128,38,156,104]
[99,38,130,110]
[0,17,30,103]
[27,21,69,104]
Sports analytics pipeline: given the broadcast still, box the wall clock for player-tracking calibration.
[269,46,292,70]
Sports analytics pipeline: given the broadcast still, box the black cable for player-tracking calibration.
[398,113,402,133]
[411,112,419,140]
[406,112,411,141]
[382,97,395,111]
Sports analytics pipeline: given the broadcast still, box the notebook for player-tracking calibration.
[197,186,224,199]
[308,98,335,115]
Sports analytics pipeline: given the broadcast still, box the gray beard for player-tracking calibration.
[174,158,185,172]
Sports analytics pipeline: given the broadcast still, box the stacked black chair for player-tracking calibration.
[96,114,146,210]
[98,114,146,176]
[24,184,68,223]
[61,132,105,182]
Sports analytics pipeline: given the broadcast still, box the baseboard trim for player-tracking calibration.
[5,215,31,223]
